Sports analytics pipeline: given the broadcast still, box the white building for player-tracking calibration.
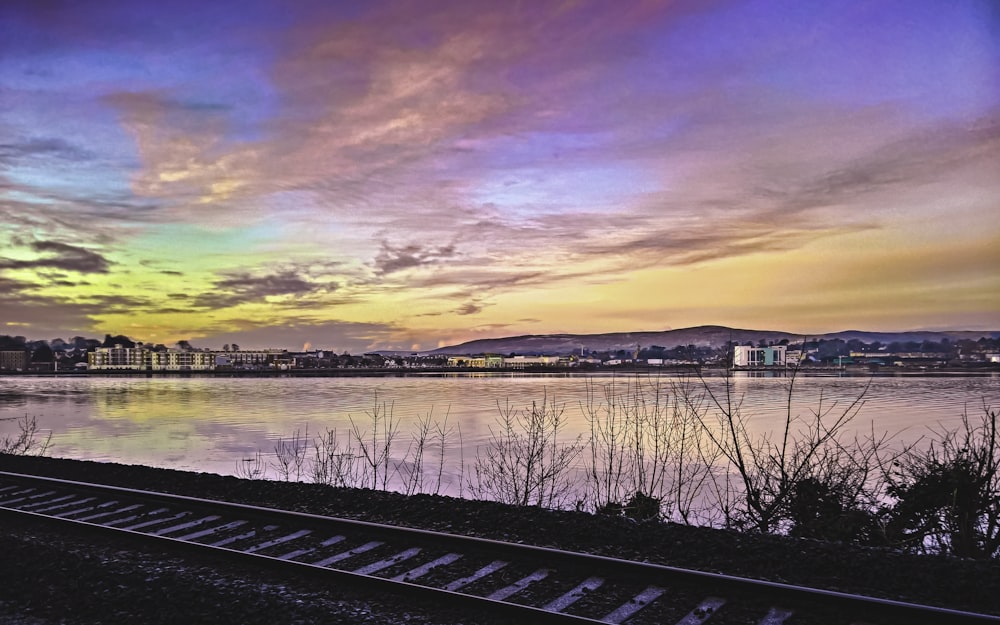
[732,345,787,367]
[222,349,288,369]
[89,345,244,371]
[147,349,215,371]
[88,344,147,370]
[504,355,562,369]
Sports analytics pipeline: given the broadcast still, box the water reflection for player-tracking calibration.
[0,374,997,493]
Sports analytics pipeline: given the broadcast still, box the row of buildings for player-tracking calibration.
[86,345,293,371]
[83,344,773,372]
[82,347,595,372]
[445,355,577,369]
[730,344,1000,369]
[3,342,998,373]
[78,346,674,371]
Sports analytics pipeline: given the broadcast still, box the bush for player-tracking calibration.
[784,476,877,542]
[596,491,663,522]
[623,491,662,522]
[882,404,1000,559]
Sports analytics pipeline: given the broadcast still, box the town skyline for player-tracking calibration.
[4,324,998,357]
[4,323,999,375]
[2,1,998,353]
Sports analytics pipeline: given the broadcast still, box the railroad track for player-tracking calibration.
[0,470,995,625]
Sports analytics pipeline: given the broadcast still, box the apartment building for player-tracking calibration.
[217,349,288,369]
[0,349,29,372]
[88,344,147,370]
[88,345,264,371]
[147,350,215,371]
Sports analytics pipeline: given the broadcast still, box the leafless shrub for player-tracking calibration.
[0,415,52,456]
[668,379,726,525]
[433,412,457,495]
[397,412,434,495]
[235,449,267,480]
[584,378,632,511]
[392,407,457,496]
[583,376,719,523]
[306,398,460,495]
[350,392,401,491]
[469,391,584,508]
[692,367,885,534]
[311,427,364,488]
[271,426,309,482]
[455,421,465,499]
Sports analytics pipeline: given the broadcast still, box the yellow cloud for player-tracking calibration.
[201,179,244,203]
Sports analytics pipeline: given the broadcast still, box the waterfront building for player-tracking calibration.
[444,354,568,368]
[147,349,216,371]
[89,345,230,371]
[732,345,787,368]
[504,355,563,369]
[222,349,289,369]
[469,355,505,368]
[88,344,147,370]
[0,349,29,372]
[446,355,503,368]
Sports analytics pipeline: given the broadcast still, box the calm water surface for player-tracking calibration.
[2,373,998,496]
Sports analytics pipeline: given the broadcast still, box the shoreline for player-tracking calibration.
[3,364,998,378]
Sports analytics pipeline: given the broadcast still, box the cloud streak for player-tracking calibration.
[0,241,111,274]
[191,269,334,310]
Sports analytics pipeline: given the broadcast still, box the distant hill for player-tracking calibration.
[427,325,1000,356]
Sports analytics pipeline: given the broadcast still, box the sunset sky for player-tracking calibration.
[1,0,998,351]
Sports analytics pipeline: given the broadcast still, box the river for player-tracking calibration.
[2,372,998,499]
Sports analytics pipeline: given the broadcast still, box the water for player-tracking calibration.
[2,373,998,497]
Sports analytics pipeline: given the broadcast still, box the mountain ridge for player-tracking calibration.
[425,325,1000,356]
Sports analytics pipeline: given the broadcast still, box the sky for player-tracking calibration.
[1,0,998,352]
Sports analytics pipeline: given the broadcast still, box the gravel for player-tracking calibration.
[1,455,998,624]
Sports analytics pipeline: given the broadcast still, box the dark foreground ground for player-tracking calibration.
[0,455,997,624]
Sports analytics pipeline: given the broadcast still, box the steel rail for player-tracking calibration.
[1,470,997,625]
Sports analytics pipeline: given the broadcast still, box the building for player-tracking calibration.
[88,345,265,371]
[88,344,147,370]
[446,355,504,368]
[0,349,29,372]
[147,349,216,371]
[469,355,505,368]
[504,355,563,369]
[223,349,288,369]
[732,345,787,368]
[444,354,567,369]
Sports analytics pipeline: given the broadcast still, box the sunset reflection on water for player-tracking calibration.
[2,373,998,496]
